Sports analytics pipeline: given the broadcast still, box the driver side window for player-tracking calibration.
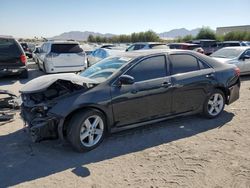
[126,55,167,82]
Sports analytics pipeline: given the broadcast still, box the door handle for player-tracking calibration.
[206,73,214,78]
[161,82,172,88]
[131,89,138,94]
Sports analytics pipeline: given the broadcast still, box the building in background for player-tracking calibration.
[216,25,250,35]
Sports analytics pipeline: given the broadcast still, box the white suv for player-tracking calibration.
[38,41,86,73]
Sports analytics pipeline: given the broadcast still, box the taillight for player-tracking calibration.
[235,67,240,76]
[20,54,27,65]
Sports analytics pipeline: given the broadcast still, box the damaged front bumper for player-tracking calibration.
[20,106,62,142]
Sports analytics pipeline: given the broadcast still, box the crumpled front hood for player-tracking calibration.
[20,73,99,94]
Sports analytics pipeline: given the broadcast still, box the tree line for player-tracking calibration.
[173,27,250,42]
[87,27,250,43]
[87,30,161,43]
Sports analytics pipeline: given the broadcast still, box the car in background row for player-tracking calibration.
[32,46,41,64]
[20,49,240,152]
[211,46,250,75]
[216,41,250,50]
[20,42,33,58]
[87,48,124,67]
[37,41,87,73]
[126,42,169,51]
[168,43,204,54]
[168,43,201,50]
[0,35,28,78]
[189,39,217,55]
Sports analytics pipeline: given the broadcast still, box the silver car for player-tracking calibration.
[211,46,250,75]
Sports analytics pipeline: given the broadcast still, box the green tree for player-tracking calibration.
[182,35,193,42]
[87,34,95,43]
[196,27,216,40]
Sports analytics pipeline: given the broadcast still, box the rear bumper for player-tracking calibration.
[0,67,27,76]
[45,64,86,73]
[227,79,240,105]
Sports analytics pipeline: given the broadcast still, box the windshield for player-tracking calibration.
[80,56,131,82]
[211,48,245,59]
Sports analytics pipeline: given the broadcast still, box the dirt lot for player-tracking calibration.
[0,62,250,188]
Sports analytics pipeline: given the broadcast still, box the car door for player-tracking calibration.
[240,50,250,73]
[168,53,215,114]
[111,55,172,127]
[38,43,48,67]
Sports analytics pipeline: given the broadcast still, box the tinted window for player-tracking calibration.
[170,54,199,75]
[134,44,145,50]
[244,50,250,56]
[0,38,21,57]
[198,60,210,69]
[51,44,83,53]
[127,56,166,82]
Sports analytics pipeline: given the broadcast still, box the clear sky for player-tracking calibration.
[0,0,249,38]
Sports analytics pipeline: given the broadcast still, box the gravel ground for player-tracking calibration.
[0,62,250,188]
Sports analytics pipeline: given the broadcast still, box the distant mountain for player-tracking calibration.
[158,28,201,39]
[51,31,115,41]
[51,28,201,41]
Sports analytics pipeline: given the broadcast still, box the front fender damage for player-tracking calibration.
[20,74,98,142]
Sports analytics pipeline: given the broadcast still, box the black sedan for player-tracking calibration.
[20,49,240,152]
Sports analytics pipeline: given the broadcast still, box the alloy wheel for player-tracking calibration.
[207,93,224,116]
[79,115,104,147]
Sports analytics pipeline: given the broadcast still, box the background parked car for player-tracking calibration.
[126,42,169,51]
[168,43,203,51]
[210,46,250,75]
[87,48,124,67]
[216,41,250,51]
[32,46,41,64]
[37,40,87,73]
[0,36,28,78]
[189,39,217,55]
[20,42,33,58]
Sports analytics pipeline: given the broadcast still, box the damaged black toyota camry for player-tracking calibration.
[20,49,240,152]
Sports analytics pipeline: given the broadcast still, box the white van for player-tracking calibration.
[38,41,87,73]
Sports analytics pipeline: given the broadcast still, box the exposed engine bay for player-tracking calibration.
[20,73,98,142]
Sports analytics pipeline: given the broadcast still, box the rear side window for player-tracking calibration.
[127,56,166,82]
[0,38,21,57]
[51,44,83,53]
[169,54,199,75]
[134,44,145,50]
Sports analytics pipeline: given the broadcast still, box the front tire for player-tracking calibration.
[67,109,106,152]
[203,89,225,118]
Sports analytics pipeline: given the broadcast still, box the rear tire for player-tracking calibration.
[67,109,106,152]
[203,89,225,118]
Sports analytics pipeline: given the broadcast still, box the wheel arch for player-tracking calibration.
[214,86,230,104]
[62,106,110,138]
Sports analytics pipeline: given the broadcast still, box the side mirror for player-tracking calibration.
[118,75,134,85]
[242,54,250,61]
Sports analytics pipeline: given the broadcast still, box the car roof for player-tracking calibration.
[221,46,250,50]
[0,35,14,39]
[169,43,199,46]
[222,41,241,43]
[45,40,79,44]
[133,42,165,45]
